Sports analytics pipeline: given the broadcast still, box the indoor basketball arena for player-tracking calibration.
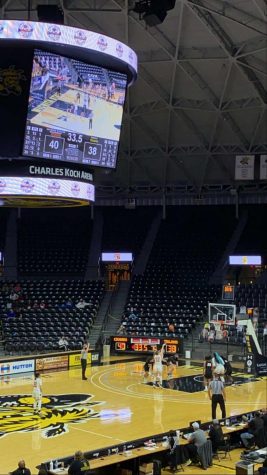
[0,1,266,475]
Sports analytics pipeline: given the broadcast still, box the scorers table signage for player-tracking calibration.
[111,336,182,354]
[36,355,69,371]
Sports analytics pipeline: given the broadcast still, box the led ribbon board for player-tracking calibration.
[101,252,133,262]
[0,160,94,207]
[0,20,137,77]
[229,256,262,265]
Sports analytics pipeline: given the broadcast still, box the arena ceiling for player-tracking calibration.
[1,0,267,202]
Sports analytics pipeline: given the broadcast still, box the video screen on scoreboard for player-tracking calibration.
[22,49,127,168]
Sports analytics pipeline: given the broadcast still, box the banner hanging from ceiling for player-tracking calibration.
[260,155,267,180]
[235,155,255,180]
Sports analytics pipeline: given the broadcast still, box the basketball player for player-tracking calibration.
[203,355,213,391]
[143,356,152,383]
[33,372,42,415]
[153,343,166,388]
[166,358,175,389]
[212,352,225,382]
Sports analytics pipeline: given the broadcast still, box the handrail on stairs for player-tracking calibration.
[97,282,120,347]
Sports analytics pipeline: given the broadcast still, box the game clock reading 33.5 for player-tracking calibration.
[23,49,127,168]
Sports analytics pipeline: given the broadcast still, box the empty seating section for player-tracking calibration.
[102,207,157,255]
[235,206,267,259]
[107,70,126,88]
[121,206,236,337]
[72,61,106,84]
[234,283,267,342]
[123,278,219,338]
[18,208,93,276]
[0,280,104,354]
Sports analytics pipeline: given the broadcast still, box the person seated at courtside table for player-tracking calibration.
[208,419,224,454]
[58,335,69,351]
[11,460,31,475]
[68,450,90,475]
[240,412,264,448]
[166,429,179,472]
[259,455,267,475]
[183,422,207,466]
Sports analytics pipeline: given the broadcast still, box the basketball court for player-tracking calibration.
[1,357,266,473]
[28,89,123,141]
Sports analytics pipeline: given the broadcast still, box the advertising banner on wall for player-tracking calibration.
[69,353,91,367]
[0,359,34,375]
[235,155,255,180]
[36,355,69,371]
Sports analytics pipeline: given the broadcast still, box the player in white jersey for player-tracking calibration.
[152,343,166,387]
[33,372,42,414]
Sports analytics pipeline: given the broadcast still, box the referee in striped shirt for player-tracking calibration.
[208,371,226,420]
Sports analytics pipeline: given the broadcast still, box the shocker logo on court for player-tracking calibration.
[0,393,104,438]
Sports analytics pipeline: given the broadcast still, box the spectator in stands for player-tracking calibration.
[208,328,215,343]
[32,300,39,309]
[76,299,90,310]
[208,419,224,454]
[200,325,209,341]
[1,282,9,292]
[168,323,175,333]
[117,323,126,335]
[14,283,21,293]
[7,308,16,318]
[240,304,247,314]
[9,290,19,301]
[39,300,46,310]
[66,299,74,309]
[128,307,138,321]
[11,460,31,475]
[221,325,228,340]
[68,450,90,475]
[183,422,207,466]
[58,335,69,351]
[240,412,264,448]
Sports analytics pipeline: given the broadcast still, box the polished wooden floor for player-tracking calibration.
[1,357,266,474]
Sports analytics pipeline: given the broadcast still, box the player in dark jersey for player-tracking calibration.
[203,355,213,391]
[143,356,153,383]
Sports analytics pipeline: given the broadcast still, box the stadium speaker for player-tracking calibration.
[37,5,64,24]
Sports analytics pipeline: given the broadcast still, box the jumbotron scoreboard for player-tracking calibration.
[111,336,182,355]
